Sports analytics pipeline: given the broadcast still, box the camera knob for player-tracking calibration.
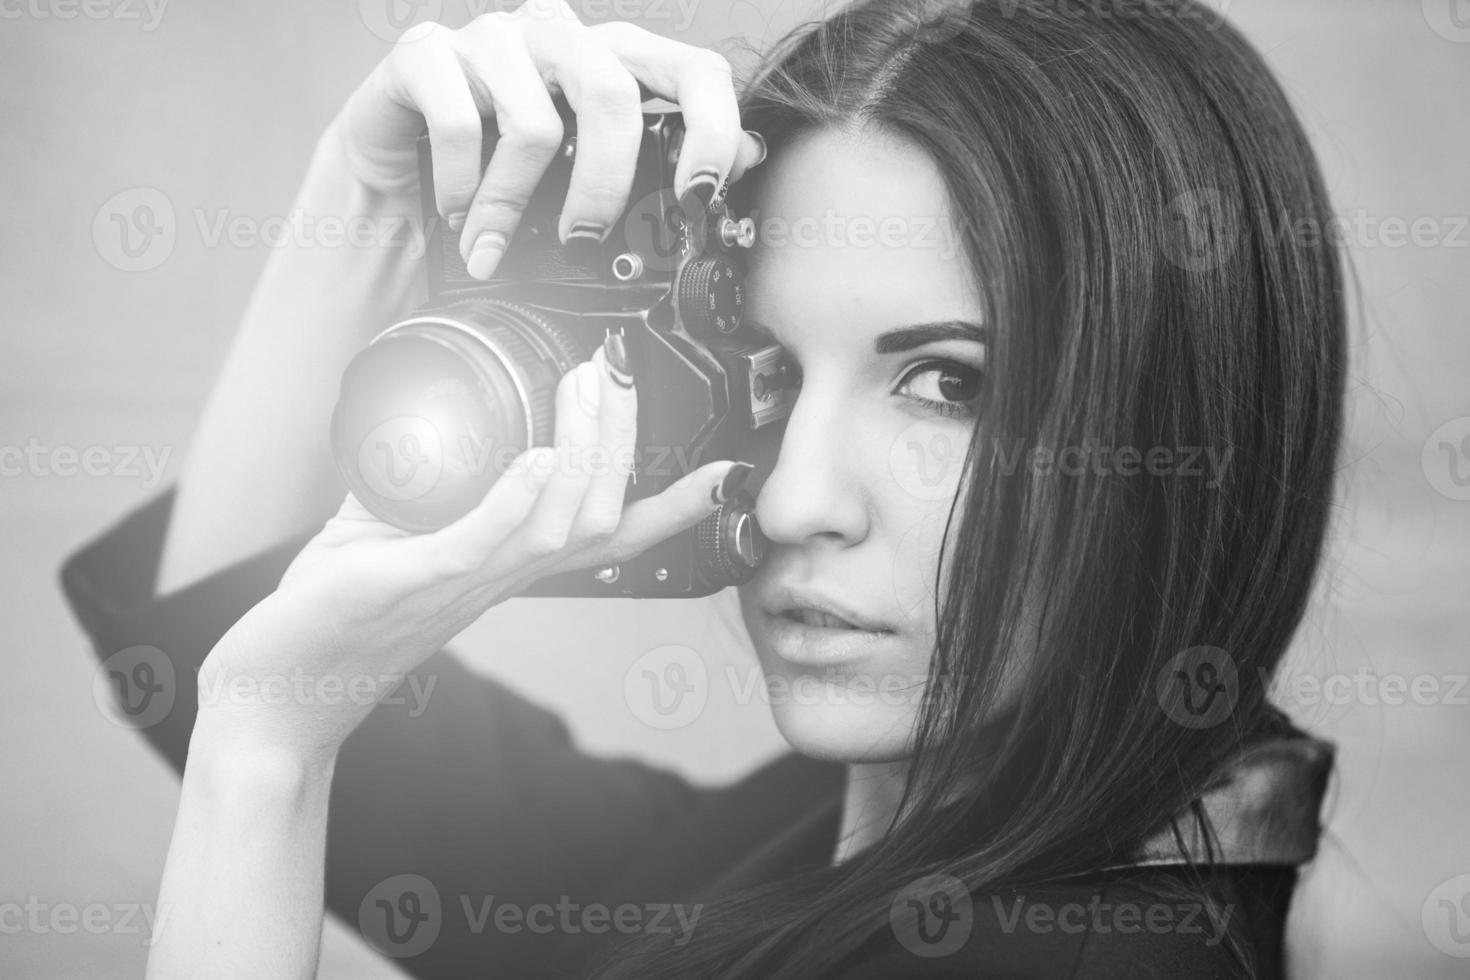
[694,491,766,587]
[677,256,743,336]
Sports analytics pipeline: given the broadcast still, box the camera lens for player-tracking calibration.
[331,299,584,532]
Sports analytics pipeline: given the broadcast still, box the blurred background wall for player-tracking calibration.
[2,0,1467,976]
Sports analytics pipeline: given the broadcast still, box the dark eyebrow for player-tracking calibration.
[742,319,989,353]
[873,321,989,354]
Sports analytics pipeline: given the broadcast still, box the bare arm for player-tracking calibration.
[147,722,336,980]
[142,7,762,975]
[155,116,424,595]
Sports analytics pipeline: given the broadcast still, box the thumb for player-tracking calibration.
[561,459,755,570]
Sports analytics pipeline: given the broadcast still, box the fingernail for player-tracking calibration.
[566,221,607,244]
[685,167,721,210]
[565,221,607,267]
[744,130,768,168]
[466,231,508,280]
[710,175,731,210]
[446,211,467,233]
[604,332,634,389]
[711,461,755,505]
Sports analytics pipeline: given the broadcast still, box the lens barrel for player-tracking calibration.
[331,299,583,532]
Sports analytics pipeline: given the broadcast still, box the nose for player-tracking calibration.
[748,377,870,548]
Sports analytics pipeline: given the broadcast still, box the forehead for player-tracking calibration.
[742,123,982,334]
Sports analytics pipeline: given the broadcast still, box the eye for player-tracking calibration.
[895,359,986,418]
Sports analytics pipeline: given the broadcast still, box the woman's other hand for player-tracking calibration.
[196,342,751,762]
[338,0,766,279]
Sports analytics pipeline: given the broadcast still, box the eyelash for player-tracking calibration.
[894,359,988,419]
[773,355,987,419]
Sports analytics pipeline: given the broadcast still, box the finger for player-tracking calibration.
[590,23,755,196]
[730,128,768,185]
[453,18,567,277]
[513,361,602,555]
[569,341,638,541]
[409,445,556,576]
[382,23,485,226]
[573,459,754,570]
[518,14,644,242]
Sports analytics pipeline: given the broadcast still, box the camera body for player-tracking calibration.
[330,105,797,597]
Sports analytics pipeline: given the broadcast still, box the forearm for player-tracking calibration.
[157,114,427,596]
[147,717,337,980]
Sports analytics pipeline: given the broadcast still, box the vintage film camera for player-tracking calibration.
[330,103,797,597]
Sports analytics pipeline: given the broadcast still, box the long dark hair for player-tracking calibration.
[598,0,1345,976]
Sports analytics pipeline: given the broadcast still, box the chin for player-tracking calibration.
[758,657,924,764]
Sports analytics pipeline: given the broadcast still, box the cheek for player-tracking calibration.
[879,418,976,635]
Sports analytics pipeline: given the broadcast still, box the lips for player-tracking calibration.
[760,583,893,634]
[757,582,897,667]
[785,608,861,630]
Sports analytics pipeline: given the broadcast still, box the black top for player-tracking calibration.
[60,488,1332,979]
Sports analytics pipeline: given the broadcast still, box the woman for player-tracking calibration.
[62,0,1343,976]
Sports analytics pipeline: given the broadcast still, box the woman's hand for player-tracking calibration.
[197,342,751,762]
[338,0,766,278]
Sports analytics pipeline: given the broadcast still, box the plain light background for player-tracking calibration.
[2,0,1468,976]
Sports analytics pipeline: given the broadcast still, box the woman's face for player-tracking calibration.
[736,124,988,764]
